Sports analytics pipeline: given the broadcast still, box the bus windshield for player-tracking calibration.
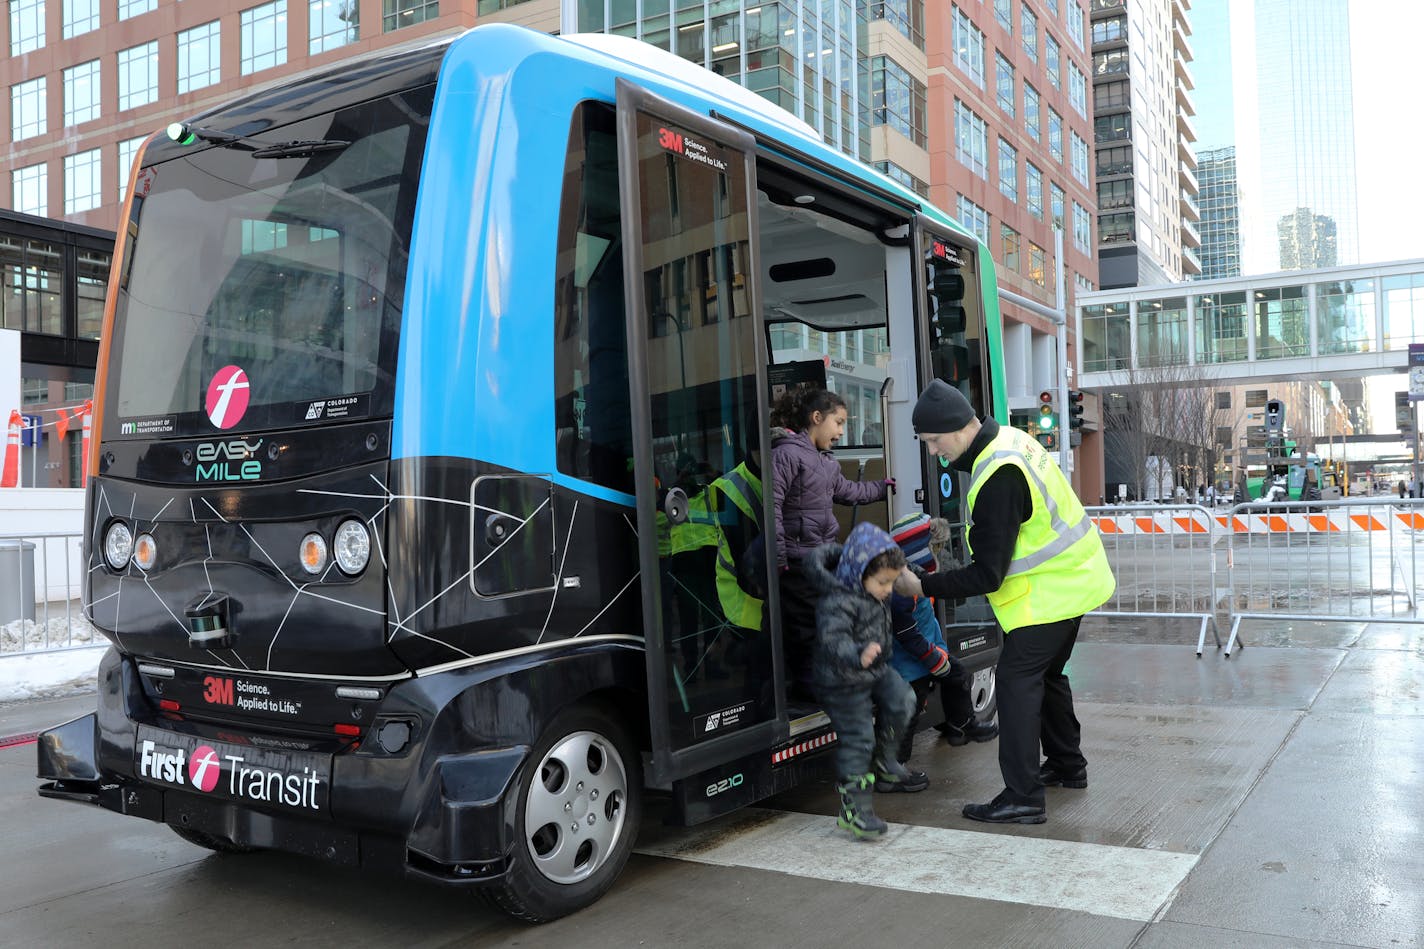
[108,85,433,437]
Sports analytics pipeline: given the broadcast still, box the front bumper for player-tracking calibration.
[36,649,532,885]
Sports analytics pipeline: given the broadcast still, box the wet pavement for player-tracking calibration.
[0,615,1420,947]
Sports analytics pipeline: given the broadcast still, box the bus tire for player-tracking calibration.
[170,825,259,854]
[484,703,642,924]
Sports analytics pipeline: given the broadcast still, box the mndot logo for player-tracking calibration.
[188,744,222,792]
[205,365,251,430]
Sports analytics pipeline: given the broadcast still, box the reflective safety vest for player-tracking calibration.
[964,426,1115,632]
[662,463,765,631]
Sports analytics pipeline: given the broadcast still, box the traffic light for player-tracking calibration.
[928,258,966,337]
[1037,390,1058,434]
[1037,431,1057,450]
[1264,399,1285,434]
[1067,390,1085,430]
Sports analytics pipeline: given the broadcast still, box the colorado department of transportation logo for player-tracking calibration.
[188,744,222,792]
[205,365,251,430]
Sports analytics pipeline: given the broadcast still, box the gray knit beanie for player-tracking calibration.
[911,380,977,433]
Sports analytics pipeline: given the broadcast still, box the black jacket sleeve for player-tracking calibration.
[919,464,1031,601]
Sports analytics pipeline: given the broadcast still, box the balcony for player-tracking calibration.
[1180,160,1199,194]
[1177,109,1197,142]
[1177,132,1194,164]
[1174,55,1194,90]
[1182,243,1202,275]
[1180,189,1200,221]
[1172,20,1194,60]
[1090,0,1125,19]
[1176,78,1196,115]
[1181,216,1201,248]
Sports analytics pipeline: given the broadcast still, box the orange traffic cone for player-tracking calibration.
[2,410,20,488]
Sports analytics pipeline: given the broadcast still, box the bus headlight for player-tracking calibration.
[133,533,158,572]
[104,522,134,570]
[299,532,329,576]
[333,519,371,576]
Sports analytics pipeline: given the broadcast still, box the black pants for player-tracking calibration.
[996,615,1086,807]
[818,672,916,780]
[898,662,975,761]
[779,557,820,692]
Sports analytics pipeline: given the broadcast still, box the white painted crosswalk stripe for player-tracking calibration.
[637,808,1198,922]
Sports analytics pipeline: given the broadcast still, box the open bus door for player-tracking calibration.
[615,80,790,823]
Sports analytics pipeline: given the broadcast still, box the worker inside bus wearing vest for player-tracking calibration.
[895,380,1116,825]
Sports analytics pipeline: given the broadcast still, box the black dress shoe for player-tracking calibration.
[962,795,1047,825]
[1038,763,1088,789]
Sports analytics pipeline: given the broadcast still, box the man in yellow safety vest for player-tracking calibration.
[898,380,1115,825]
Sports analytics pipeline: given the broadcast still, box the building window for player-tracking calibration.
[64,0,99,38]
[872,0,925,51]
[1081,303,1129,371]
[383,0,439,32]
[1094,47,1128,76]
[1045,32,1060,88]
[1044,0,1058,14]
[118,42,159,111]
[1092,15,1126,45]
[1069,64,1087,117]
[1094,112,1131,144]
[1099,211,1135,244]
[1097,143,1131,176]
[1048,108,1063,162]
[1072,202,1091,253]
[1024,82,1040,141]
[1068,2,1084,49]
[1252,286,1309,360]
[118,0,155,18]
[1196,291,1248,363]
[1026,162,1043,219]
[1097,177,1132,209]
[953,6,985,87]
[873,160,930,198]
[1050,182,1065,229]
[1028,242,1046,287]
[998,138,1018,202]
[955,99,988,179]
[996,53,1015,117]
[241,1,288,75]
[872,56,928,148]
[63,60,101,127]
[1070,132,1090,184]
[12,163,48,216]
[1021,4,1038,62]
[957,196,990,246]
[1096,78,1129,110]
[311,0,359,54]
[995,0,1012,32]
[1001,224,1021,273]
[64,149,102,214]
[117,135,145,200]
[10,0,45,56]
[11,78,47,141]
[1,241,62,336]
[177,22,222,94]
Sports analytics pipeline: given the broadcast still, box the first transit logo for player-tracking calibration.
[205,365,251,430]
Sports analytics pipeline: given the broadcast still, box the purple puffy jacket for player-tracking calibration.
[771,428,890,567]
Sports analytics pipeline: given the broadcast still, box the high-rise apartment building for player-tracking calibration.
[1195,145,1240,279]
[1089,0,1199,290]
[0,1,562,230]
[1229,0,1357,273]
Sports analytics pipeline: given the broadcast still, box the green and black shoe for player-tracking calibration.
[873,755,930,793]
[836,774,889,839]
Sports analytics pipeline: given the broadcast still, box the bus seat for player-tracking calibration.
[832,456,889,538]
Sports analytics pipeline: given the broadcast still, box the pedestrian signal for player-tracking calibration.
[1037,431,1057,450]
[928,259,966,336]
[1264,399,1285,433]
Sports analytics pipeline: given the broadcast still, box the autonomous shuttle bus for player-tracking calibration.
[37,25,1008,921]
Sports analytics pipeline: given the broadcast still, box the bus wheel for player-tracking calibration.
[170,825,258,854]
[969,666,998,722]
[484,704,642,923]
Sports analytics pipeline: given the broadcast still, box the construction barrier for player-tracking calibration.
[1091,506,1424,535]
[1223,497,1424,657]
[1086,504,1222,656]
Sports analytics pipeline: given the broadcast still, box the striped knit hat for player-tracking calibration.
[890,513,937,572]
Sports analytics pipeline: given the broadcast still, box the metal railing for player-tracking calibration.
[0,531,97,656]
[1086,504,1223,655]
[1085,498,1424,658]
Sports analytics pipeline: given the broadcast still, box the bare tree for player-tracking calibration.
[1100,362,1225,502]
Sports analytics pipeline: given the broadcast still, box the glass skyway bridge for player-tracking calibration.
[1076,258,1424,387]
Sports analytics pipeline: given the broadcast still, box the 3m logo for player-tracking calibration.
[203,675,234,706]
[121,422,136,435]
[657,126,685,155]
[304,401,326,420]
[704,712,722,732]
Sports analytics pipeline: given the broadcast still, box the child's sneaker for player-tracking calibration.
[873,755,930,793]
[836,774,889,838]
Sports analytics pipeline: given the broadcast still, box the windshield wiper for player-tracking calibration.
[166,121,349,159]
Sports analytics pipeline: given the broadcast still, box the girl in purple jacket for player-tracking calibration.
[771,388,893,698]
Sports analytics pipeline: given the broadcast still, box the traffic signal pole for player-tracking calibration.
[998,230,1070,474]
